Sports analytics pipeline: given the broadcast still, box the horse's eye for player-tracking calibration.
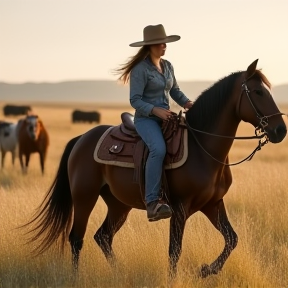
[255,89,263,96]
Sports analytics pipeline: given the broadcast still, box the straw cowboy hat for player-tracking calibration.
[129,24,181,47]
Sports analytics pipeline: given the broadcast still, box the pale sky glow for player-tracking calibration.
[1,0,288,85]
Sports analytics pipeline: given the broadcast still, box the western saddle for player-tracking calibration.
[94,111,187,202]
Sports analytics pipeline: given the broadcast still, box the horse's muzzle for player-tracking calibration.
[266,124,287,143]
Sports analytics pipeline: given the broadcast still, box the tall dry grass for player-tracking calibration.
[0,102,288,288]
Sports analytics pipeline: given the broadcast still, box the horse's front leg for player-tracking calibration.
[11,150,15,167]
[200,199,238,278]
[20,153,30,174]
[25,153,30,172]
[39,151,45,175]
[168,204,187,280]
[1,149,6,168]
[19,151,25,172]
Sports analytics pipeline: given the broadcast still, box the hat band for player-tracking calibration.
[144,36,168,42]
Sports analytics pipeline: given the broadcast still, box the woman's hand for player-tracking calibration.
[183,101,194,110]
[151,107,173,120]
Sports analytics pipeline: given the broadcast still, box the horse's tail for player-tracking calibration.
[22,135,82,255]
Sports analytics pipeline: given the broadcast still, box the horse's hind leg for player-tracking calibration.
[94,184,132,265]
[200,199,238,278]
[69,181,101,270]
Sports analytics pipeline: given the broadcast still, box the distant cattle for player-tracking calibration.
[18,115,49,175]
[72,110,100,123]
[0,121,12,130]
[3,104,32,116]
[0,121,19,169]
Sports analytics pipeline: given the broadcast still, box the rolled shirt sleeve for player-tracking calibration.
[130,64,154,117]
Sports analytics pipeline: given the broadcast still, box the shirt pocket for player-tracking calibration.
[147,74,165,91]
[146,75,160,90]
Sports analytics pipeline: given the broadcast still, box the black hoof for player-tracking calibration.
[199,264,211,278]
[199,264,219,278]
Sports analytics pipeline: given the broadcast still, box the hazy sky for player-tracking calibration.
[1,0,288,85]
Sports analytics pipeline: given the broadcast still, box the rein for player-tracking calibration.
[185,120,268,166]
[184,80,284,166]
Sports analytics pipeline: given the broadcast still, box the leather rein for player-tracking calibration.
[184,80,285,166]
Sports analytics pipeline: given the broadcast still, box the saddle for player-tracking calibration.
[94,111,188,201]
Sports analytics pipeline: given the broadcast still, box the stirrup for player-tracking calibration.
[147,201,172,222]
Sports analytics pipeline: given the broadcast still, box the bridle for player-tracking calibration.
[184,79,285,166]
[237,81,284,136]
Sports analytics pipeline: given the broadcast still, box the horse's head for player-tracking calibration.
[25,115,42,141]
[237,59,287,143]
[0,121,9,129]
[0,121,13,137]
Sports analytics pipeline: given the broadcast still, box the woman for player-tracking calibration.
[115,24,193,221]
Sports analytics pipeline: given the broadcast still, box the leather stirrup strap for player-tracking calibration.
[139,145,149,203]
[160,168,170,204]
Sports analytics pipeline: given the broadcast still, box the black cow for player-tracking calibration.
[72,110,101,124]
[3,104,32,116]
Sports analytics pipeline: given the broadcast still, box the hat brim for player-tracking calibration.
[129,35,181,47]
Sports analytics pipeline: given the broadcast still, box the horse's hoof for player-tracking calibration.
[199,264,219,278]
[107,255,117,268]
[168,267,177,281]
[199,264,211,278]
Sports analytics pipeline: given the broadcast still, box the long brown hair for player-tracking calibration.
[114,46,150,84]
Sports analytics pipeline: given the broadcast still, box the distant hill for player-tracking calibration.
[0,80,287,105]
[272,84,288,103]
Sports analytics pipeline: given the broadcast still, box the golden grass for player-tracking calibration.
[1,102,288,287]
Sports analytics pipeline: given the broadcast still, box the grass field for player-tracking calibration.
[0,102,288,288]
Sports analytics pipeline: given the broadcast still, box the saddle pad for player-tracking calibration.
[93,127,188,170]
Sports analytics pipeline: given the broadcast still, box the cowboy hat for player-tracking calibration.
[129,24,181,47]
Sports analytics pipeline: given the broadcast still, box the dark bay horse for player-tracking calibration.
[24,60,286,278]
[18,115,49,175]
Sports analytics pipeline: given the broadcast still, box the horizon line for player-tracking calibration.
[1,79,287,86]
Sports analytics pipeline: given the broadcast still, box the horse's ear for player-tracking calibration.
[245,59,258,80]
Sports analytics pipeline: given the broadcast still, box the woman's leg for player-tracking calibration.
[135,117,172,221]
[135,117,166,203]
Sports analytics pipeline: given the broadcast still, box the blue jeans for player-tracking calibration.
[134,117,166,204]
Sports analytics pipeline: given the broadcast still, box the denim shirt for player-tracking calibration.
[130,57,190,118]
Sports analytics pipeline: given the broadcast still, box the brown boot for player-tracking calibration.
[146,200,172,222]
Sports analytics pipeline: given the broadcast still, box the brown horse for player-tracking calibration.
[18,115,49,175]
[24,60,286,278]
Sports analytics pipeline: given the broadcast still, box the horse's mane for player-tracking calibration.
[185,69,270,131]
